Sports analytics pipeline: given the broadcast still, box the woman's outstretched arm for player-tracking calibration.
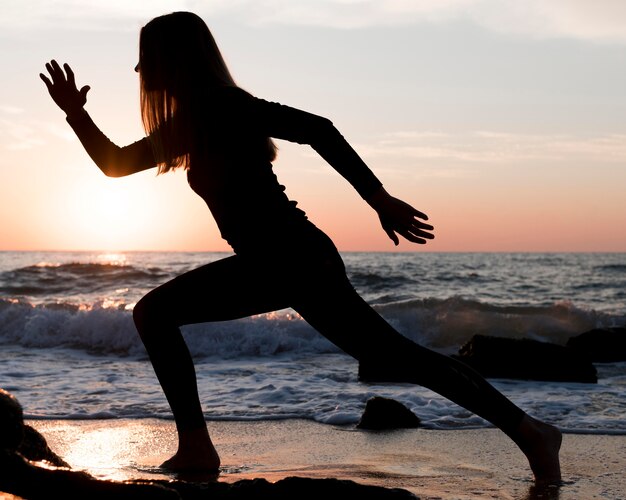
[40,60,155,178]
[234,89,434,246]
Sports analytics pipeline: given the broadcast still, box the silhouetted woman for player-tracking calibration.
[40,11,561,484]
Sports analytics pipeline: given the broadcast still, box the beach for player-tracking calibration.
[25,418,626,499]
[2,251,625,498]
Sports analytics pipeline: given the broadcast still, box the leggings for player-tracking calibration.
[133,229,525,438]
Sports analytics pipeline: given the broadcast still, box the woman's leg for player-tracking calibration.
[290,258,561,484]
[133,255,291,471]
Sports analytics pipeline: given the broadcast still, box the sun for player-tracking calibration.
[62,174,157,250]
[52,168,224,252]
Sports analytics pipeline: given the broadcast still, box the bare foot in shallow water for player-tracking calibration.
[160,427,221,473]
[516,415,562,485]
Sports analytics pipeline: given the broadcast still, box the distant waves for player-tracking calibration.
[1,295,622,357]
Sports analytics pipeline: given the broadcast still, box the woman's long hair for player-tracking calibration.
[139,11,277,173]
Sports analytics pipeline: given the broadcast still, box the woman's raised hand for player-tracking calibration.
[367,187,435,246]
[40,60,90,119]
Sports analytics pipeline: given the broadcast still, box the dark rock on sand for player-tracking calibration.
[0,450,180,500]
[566,327,626,362]
[0,389,24,451]
[357,396,421,430]
[456,334,597,383]
[0,451,417,500]
[0,387,68,467]
[0,387,418,499]
[0,387,177,499]
[18,425,70,468]
[148,476,417,499]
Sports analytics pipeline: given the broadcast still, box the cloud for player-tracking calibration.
[230,0,626,43]
[465,0,626,44]
[0,118,75,151]
[0,105,25,115]
[243,0,475,29]
[0,119,45,150]
[3,0,626,43]
[0,0,189,32]
[360,130,626,167]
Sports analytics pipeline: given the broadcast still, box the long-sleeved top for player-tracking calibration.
[66,86,382,255]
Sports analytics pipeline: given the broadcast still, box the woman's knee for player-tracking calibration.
[133,289,172,334]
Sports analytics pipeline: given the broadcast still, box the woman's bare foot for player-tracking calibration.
[160,427,221,472]
[515,415,562,485]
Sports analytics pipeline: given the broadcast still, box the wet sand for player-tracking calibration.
[26,419,626,499]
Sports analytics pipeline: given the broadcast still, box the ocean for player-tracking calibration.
[1,251,625,434]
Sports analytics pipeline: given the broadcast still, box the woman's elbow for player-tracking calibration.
[97,152,142,177]
[310,116,341,142]
[96,164,119,177]
[97,162,130,178]
[315,116,335,133]
[100,160,153,178]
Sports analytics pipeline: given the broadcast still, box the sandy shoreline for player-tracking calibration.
[24,419,626,499]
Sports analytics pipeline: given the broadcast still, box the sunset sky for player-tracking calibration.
[1,0,625,252]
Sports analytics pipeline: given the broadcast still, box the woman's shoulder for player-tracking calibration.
[215,86,282,124]
[212,85,253,101]
[208,85,258,114]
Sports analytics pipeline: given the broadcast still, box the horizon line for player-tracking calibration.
[1,248,625,254]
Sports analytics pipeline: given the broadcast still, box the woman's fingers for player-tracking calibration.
[385,228,400,246]
[399,228,432,244]
[396,217,434,235]
[388,226,427,245]
[411,207,429,221]
[44,60,69,86]
[406,225,435,241]
[63,63,76,86]
[383,216,435,245]
[44,62,54,80]
[414,220,434,231]
[45,62,60,85]
[39,73,53,90]
[50,59,63,74]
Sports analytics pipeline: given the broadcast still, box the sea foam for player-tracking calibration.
[1,296,621,358]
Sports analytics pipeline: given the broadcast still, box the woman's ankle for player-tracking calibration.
[514,414,562,484]
[178,425,213,447]
[162,425,221,472]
